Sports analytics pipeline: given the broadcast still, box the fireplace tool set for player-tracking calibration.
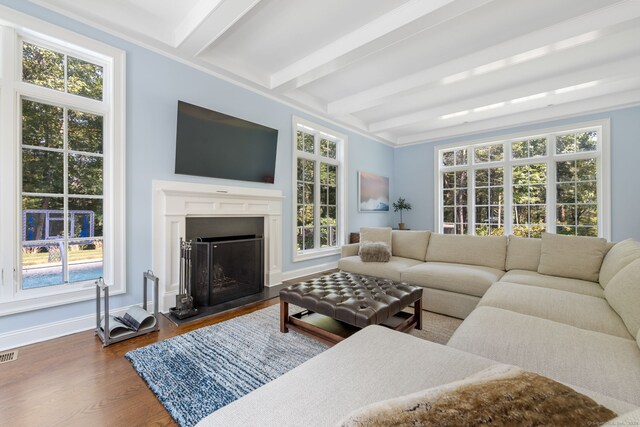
[169,238,199,319]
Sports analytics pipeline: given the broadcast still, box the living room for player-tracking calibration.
[1,0,639,425]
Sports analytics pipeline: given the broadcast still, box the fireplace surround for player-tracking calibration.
[152,180,283,312]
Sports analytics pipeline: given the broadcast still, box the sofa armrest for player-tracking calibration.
[341,243,360,258]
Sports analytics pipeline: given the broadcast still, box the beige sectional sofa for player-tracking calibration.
[339,228,640,405]
[339,229,620,318]
[197,228,640,426]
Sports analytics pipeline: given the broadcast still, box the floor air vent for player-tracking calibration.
[0,350,17,364]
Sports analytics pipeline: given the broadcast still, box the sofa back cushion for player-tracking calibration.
[599,239,640,288]
[425,234,507,270]
[360,227,392,249]
[392,230,431,261]
[604,258,640,339]
[537,233,608,282]
[505,235,541,271]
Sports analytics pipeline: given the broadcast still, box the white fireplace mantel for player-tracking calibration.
[152,180,284,312]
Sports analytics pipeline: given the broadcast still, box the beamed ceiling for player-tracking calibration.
[29,0,640,145]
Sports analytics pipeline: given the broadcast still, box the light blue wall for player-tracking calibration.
[348,135,396,230]
[394,106,640,241]
[0,0,393,333]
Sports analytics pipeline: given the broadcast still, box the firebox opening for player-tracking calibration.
[186,217,265,308]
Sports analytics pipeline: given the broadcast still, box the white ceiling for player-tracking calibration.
[29,0,640,145]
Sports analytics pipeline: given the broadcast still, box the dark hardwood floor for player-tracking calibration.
[0,298,280,427]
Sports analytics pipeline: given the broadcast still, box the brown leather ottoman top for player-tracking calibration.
[279,272,422,328]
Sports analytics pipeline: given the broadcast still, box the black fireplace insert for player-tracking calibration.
[191,235,264,307]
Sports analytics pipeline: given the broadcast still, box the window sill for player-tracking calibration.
[0,282,125,317]
[293,247,340,262]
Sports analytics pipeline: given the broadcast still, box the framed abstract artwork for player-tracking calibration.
[358,171,389,212]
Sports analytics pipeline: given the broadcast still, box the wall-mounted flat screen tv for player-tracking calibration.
[175,101,279,183]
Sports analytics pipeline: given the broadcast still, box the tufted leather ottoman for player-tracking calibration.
[280,272,422,345]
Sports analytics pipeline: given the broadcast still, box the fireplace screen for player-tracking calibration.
[191,235,264,307]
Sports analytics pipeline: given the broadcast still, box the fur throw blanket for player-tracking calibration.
[337,365,616,427]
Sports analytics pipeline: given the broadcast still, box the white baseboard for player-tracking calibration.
[161,290,178,313]
[0,302,149,352]
[0,262,339,351]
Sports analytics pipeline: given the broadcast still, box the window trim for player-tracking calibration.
[433,119,610,239]
[291,116,347,262]
[0,7,126,316]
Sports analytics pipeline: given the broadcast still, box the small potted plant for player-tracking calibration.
[392,197,412,230]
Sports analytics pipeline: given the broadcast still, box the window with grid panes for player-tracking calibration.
[20,41,105,289]
[0,15,125,315]
[293,118,345,260]
[555,131,599,236]
[435,122,609,239]
[473,143,505,236]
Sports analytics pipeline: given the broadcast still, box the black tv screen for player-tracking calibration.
[175,101,278,183]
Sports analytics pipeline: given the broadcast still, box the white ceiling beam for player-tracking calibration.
[369,55,640,132]
[177,0,262,56]
[396,88,640,145]
[271,0,497,92]
[269,0,468,89]
[173,0,225,47]
[328,0,640,115]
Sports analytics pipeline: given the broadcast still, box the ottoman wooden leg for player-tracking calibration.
[415,298,423,330]
[280,300,289,333]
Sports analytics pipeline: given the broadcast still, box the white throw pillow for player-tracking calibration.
[537,232,608,282]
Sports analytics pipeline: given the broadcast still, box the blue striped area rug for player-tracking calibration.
[125,304,328,427]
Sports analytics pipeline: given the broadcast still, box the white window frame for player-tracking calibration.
[291,116,347,262]
[0,7,126,316]
[433,119,610,239]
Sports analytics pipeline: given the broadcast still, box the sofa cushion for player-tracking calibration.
[402,262,504,298]
[341,243,359,257]
[506,235,541,271]
[338,256,422,282]
[358,241,391,262]
[391,230,430,261]
[537,233,608,282]
[337,364,616,427]
[447,306,640,405]
[500,270,604,298]
[479,282,632,339]
[604,258,640,339]
[599,239,640,288]
[360,227,392,250]
[196,326,638,427]
[425,234,507,270]
[197,325,499,427]
[605,409,640,426]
